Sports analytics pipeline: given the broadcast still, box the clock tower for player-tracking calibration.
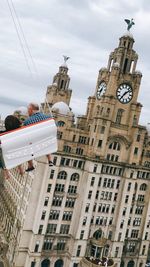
[85,30,146,166]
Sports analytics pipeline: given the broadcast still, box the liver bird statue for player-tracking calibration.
[124,18,135,31]
[63,55,70,63]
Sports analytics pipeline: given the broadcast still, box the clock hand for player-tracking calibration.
[120,90,129,99]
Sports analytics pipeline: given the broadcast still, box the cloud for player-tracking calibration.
[0,0,150,126]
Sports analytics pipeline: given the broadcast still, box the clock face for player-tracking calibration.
[116,83,133,104]
[97,81,107,99]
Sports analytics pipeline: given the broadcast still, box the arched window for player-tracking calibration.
[41,259,50,267]
[58,121,65,127]
[57,171,67,180]
[120,261,124,267]
[76,148,83,155]
[116,109,124,124]
[70,173,80,181]
[127,261,135,267]
[93,229,103,240]
[109,142,121,151]
[140,183,147,191]
[54,259,64,267]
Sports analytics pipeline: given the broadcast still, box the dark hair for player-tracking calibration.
[5,115,21,131]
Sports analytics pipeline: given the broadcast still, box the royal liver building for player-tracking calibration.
[1,28,150,267]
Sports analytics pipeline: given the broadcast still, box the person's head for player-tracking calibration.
[28,103,39,116]
[5,115,21,131]
[13,106,28,123]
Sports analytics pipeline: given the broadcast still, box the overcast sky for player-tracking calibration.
[0,0,150,125]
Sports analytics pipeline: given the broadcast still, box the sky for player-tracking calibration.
[0,0,150,125]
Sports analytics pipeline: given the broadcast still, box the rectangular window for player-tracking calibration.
[52,196,63,207]
[91,177,95,186]
[41,210,46,220]
[62,211,72,221]
[60,224,70,234]
[47,184,52,192]
[134,147,138,155]
[46,224,57,234]
[57,240,66,250]
[88,190,92,199]
[76,245,81,257]
[38,225,43,234]
[65,198,76,208]
[49,210,60,220]
[68,185,77,194]
[44,197,49,206]
[98,140,103,148]
[43,239,53,250]
[55,183,65,192]
[50,169,55,179]
[80,230,84,239]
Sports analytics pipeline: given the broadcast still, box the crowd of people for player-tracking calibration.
[0,102,54,179]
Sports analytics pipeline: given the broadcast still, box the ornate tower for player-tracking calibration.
[44,57,72,110]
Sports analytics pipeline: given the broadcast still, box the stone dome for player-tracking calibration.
[122,31,134,39]
[51,101,70,115]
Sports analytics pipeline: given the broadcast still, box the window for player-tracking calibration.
[109,142,121,151]
[85,203,90,212]
[131,229,139,238]
[116,180,120,189]
[34,241,39,252]
[115,246,119,257]
[140,183,147,191]
[127,182,131,191]
[142,245,146,255]
[49,210,60,220]
[68,185,77,194]
[70,173,79,181]
[88,190,92,199]
[101,126,105,133]
[52,196,63,207]
[57,131,63,139]
[60,224,70,234]
[76,245,81,257]
[82,216,87,226]
[50,169,55,179]
[91,177,95,186]
[44,197,49,206]
[93,165,97,173]
[38,225,43,234]
[65,198,76,208]
[80,230,84,239]
[98,140,103,148]
[46,224,57,234]
[57,171,67,180]
[31,261,36,267]
[95,190,99,199]
[137,195,144,202]
[64,145,71,153]
[76,148,83,155]
[43,239,53,250]
[125,195,129,203]
[114,193,118,201]
[55,183,65,192]
[62,211,72,221]
[115,109,124,124]
[122,207,127,216]
[134,147,138,155]
[57,240,66,250]
[120,220,124,229]
[47,184,52,193]
[41,211,46,220]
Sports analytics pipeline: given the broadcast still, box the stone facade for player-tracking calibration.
[0,31,150,267]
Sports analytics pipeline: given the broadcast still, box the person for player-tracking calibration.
[0,115,24,178]
[23,102,54,172]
